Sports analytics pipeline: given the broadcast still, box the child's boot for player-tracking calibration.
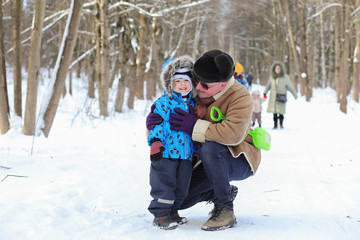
[153,215,179,230]
[170,211,188,225]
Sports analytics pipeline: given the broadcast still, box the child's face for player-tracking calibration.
[174,78,191,94]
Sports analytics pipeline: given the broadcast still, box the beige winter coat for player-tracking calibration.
[263,62,298,114]
[192,77,261,174]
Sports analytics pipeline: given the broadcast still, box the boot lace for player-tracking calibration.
[209,204,225,220]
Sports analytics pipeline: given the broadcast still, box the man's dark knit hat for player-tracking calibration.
[192,49,235,83]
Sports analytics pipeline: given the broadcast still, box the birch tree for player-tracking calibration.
[41,0,83,137]
[23,0,46,135]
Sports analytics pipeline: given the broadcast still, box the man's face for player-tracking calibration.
[196,81,227,98]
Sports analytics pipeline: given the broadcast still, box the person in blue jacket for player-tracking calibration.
[148,55,197,230]
[234,62,249,89]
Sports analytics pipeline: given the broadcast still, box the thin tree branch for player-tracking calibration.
[1,174,29,182]
[109,0,212,18]
[308,3,342,20]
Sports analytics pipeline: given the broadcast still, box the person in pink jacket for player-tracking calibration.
[251,90,266,128]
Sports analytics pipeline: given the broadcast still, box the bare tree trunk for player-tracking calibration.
[108,59,119,89]
[192,11,203,60]
[278,0,301,94]
[42,0,83,137]
[300,1,311,101]
[95,0,109,116]
[353,0,360,103]
[328,14,336,88]
[170,8,189,58]
[319,0,327,88]
[127,60,136,110]
[135,13,145,100]
[146,17,159,100]
[69,68,73,95]
[23,0,46,135]
[340,0,350,113]
[87,10,95,99]
[114,74,126,113]
[308,6,316,101]
[76,40,81,78]
[12,0,23,117]
[113,23,125,113]
[334,6,341,102]
[0,0,9,134]
[87,52,96,98]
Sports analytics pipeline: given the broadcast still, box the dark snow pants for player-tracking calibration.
[180,141,253,211]
[148,158,192,218]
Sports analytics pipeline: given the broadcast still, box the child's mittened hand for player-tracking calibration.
[150,141,165,161]
[263,94,267,99]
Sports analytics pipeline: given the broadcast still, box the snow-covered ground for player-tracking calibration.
[1,73,360,240]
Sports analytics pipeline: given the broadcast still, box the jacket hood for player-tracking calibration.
[252,90,260,96]
[160,55,195,97]
[270,61,286,79]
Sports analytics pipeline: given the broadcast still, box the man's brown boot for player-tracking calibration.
[202,204,236,231]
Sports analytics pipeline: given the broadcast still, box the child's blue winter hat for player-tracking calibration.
[173,67,192,83]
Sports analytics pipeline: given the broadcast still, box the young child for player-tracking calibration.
[251,90,266,128]
[147,56,196,230]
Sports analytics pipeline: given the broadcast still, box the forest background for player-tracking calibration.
[0,0,360,137]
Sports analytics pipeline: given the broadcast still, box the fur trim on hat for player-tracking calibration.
[160,55,195,97]
[192,49,235,83]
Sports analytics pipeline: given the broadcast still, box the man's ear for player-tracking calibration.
[220,82,227,91]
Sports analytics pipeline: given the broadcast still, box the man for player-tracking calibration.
[147,49,261,231]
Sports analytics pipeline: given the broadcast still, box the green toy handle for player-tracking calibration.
[210,106,226,122]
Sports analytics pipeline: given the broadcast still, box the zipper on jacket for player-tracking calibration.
[184,100,188,159]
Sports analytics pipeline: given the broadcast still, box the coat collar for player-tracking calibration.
[213,77,235,100]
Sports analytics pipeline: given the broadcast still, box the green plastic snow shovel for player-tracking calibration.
[210,106,271,151]
[248,127,271,151]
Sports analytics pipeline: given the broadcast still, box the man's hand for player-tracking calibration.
[146,105,163,130]
[169,106,197,135]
